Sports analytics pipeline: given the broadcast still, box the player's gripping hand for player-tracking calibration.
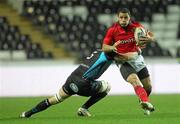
[111,40,122,53]
[137,31,156,49]
[102,40,122,53]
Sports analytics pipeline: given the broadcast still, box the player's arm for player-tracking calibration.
[139,31,156,43]
[136,23,156,48]
[101,27,118,53]
[114,52,138,62]
[102,44,115,53]
[102,41,121,53]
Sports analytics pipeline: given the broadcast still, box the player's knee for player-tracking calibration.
[54,93,64,103]
[98,80,111,93]
[127,74,141,86]
[54,88,69,103]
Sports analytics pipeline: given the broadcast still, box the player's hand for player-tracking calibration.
[138,44,147,49]
[139,31,155,43]
[137,35,154,49]
[112,40,121,53]
[139,36,151,42]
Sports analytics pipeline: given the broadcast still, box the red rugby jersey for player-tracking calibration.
[103,21,144,54]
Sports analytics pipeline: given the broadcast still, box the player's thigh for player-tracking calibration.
[77,80,111,96]
[62,75,95,96]
[120,62,137,81]
[73,80,107,96]
[120,62,142,86]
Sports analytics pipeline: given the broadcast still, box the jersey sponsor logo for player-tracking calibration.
[70,83,79,93]
[119,38,135,44]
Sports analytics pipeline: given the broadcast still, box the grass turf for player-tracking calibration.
[0,94,180,124]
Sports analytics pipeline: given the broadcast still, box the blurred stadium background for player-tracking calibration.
[0,0,180,61]
[0,0,180,123]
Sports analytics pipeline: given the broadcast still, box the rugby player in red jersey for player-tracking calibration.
[102,8,155,115]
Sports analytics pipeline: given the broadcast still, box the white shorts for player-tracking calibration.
[127,54,146,72]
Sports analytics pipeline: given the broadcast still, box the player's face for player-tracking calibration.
[118,13,130,27]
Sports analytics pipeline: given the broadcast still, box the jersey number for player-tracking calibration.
[86,51,97,59]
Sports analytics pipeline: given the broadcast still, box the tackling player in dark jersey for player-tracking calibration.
[20,49,129,118]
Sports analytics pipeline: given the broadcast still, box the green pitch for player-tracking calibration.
[0,94,180,124]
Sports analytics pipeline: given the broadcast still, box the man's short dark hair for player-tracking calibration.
[117,8,131,16]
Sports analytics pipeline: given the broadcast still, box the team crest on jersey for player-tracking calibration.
[70,83,79,93]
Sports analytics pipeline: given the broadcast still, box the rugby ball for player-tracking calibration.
[134,27,147,44]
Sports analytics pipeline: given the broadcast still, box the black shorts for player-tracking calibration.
[120,62,150,81]
[62,73,102,97]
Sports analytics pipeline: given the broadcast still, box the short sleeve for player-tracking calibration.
[103,27,114,45]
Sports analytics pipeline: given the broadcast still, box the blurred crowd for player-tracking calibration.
[0,0,180,61]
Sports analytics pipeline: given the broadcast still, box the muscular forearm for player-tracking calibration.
[102,44,116,53]
[114,52,138,62]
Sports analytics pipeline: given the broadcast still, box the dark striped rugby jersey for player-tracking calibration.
[71,50,115,80]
